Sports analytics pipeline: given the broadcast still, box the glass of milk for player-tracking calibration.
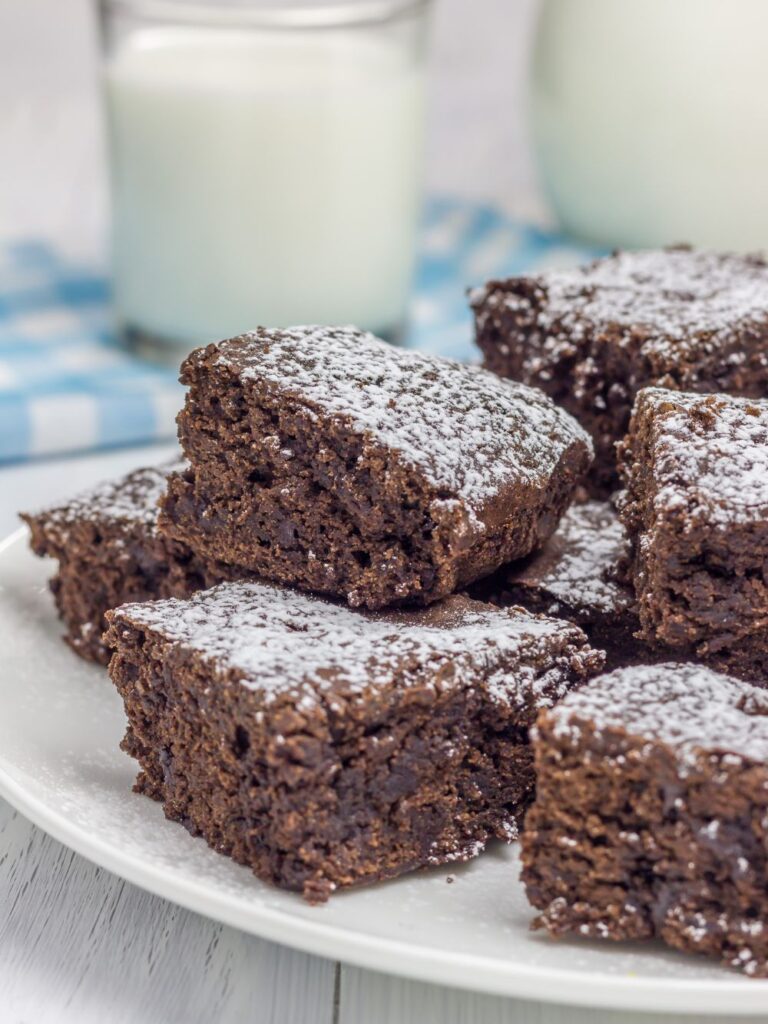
[531,0,768,250]
[99,0,431,357]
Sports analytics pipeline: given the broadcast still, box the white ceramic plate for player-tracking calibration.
[1,527,766,1016]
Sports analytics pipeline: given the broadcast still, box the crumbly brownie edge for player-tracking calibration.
[521,709,768,977]
[160,348,590,609]
[105,608,602,901]
[617,392,768,682]
[472,276,646,496]
[21,510,243,664]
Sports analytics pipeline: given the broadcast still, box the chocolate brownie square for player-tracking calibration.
[468,500,643,669]
[158,327,593,611]
[471,248,768,494]
[21,463,243,664]
[522,662,768,977]
[105,581,604,901]
[617,387,768,682]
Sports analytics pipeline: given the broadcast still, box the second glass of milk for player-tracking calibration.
[99,0,430,356]
[531,0,768,250]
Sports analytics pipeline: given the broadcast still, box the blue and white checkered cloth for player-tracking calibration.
[0,198,599,463]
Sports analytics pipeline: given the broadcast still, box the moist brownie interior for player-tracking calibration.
[159,326,593,609]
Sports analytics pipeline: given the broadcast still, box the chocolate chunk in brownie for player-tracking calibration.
[105,581,604,901]
[617,387,768,683]
[21,462,244,664]
[471,248,768,495]
[522,662,768,978]
[158,326,593,611]
[468,500,645,669]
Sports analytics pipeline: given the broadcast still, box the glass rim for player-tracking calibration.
[99,0,431,30]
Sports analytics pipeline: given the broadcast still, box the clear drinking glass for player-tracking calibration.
[98,0,431,359]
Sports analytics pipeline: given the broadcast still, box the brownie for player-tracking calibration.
[105,581,604,901]
[617,387,768,683]
[158,325,593,610]
[468,500,645,669]
[471,248,768,495]
[21,463,244,664]
[522,662,768,978]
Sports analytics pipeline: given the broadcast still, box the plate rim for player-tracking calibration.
[2,526,767,1015]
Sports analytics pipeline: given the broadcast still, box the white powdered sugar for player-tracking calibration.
[551,662,768,766]
[476,248,768,359]
[637,388,768,526]
[510,500,632,614]
[31,459,186,534]
[115,580,593,712]
[211,326,592,514]
[544,249,768,343]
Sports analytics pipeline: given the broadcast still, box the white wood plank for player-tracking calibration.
[339,966,754,1024]
[0,800,336,1024]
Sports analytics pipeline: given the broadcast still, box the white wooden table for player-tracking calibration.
[0,2,758,1020]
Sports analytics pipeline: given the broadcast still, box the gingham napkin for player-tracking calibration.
[0,199,597,463]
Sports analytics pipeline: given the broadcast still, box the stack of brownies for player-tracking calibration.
[23,248,768,976]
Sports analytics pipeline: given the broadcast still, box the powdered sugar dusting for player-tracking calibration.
[114,581,600,712]
[551,662,768,766]
[635,388,768,526]
[28,459,186,534]
[209,326,592,514]
[509,500,633,615]
[475,249,768,361]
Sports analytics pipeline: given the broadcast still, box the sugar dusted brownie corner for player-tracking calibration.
[472,248,768,494]
[21,463,243,664]
[617,387,768,682]
[468,500,644,670]
[158,325,593,610]
[105,581,604,901]
[522,662,768,977]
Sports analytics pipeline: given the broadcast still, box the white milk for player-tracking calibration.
[105,28,425,347]
[532,0,768,250]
